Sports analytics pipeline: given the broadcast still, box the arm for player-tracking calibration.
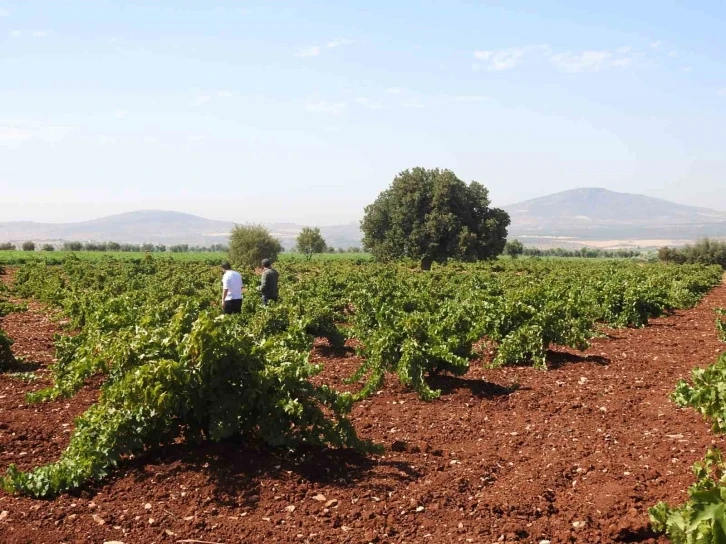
[222,288,228,305]
[259,270,267,294]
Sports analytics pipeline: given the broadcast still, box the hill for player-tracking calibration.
[0,210,364,250]
[504,188,726,247]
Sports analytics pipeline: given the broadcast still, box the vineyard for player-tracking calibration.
[1,257,726,543]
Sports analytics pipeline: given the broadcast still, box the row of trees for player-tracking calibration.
[0,242,230,253]
[659,238,726,268]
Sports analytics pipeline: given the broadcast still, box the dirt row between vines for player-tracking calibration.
[1,271,725,544]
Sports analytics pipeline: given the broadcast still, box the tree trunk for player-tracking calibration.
[420,256,433,271]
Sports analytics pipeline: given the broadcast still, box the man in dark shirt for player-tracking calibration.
[258,258,279,305]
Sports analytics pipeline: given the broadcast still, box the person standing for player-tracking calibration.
[258,258,279,305]
[221,261,243,314]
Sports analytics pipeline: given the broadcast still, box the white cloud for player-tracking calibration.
[682,66,692,73]
[305,101,346,115]
[188,134,205,143]
[0,8,10,17]
[98,135,117,146]
[473,47,528,71]
[189,95,212,106]
[650,40,662,49]
[386,87,403,94]
[10,30,49,38]
[452,95,490,103]
[144,137,158,144]
[355,97,383,110]
[326,38,353,49]
[718,88,726,97]
[296,45,322,58]
[216,91,233,98]
[0,128,32,142]
[401,102,424,109]
[296,38,352,58]
[550,48,636,73]
[114,110,128,119]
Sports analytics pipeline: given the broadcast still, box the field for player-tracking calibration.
[0,250,371,266]
[1,258,725,543]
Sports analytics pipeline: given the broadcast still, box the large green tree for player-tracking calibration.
[228,224,282,268]
[361,168,510,269]
[296,227,327,260]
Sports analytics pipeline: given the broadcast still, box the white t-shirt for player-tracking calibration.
[222,270,243,301]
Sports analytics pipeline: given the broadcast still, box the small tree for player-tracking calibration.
[41,243,55,252]
[21,241,35,252]
[361,167,510,270]
[504,239,524,259]
[295,227,327,261]
[228,224,282,268]
[0,243,14,251]
[107,242,121,252]
[63,241,83,251]
[141,243,155,253]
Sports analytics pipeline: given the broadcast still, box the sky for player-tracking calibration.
[1,0,725,225]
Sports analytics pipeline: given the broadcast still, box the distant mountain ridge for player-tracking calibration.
[0,210,363,250]
[503,188,726,244]
[1,188,725,249]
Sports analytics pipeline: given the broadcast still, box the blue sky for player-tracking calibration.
[1,0,725,224]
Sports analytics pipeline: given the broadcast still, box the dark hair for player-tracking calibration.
[261,258,271,268]
[221,262,231,270]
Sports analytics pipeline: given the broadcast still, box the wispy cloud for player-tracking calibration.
[650,40,662,49]
[451,95,490,103]
[355,97,383,110]
[401,102,424,109]
[296,38,353,58]
[0,8,10,17]
[0,128,32,142]
[305,101,346,115]
[114,110,128,119]
[98,135,117,146]
[718,88,726,97]
[473,47,529,71]
[550,48,635,73]
[386,87,403,94]
[296,45,322,58]
[10,30,49,38]
[189,95,212,106]
[216,91,233,98]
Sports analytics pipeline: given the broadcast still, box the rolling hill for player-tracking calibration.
[1,188,725,250]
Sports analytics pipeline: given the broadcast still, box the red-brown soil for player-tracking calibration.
[1,272,725,544]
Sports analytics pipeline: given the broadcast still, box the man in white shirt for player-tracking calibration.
[221,262,243,314]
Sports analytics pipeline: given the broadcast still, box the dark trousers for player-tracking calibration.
[261,295,278,306]
[223,299,242,314]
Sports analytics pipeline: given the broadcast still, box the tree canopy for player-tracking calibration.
[361,167,510,269]
[296,227,327,260]
[228,224,282,268]
[504,239,524,259]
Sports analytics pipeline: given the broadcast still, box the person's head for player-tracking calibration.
[221,261,231,271]
[261,258,272,269]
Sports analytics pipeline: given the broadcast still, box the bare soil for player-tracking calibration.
[1,271,725,544]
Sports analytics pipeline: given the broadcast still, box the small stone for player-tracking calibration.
[313,494,327,502]
[164,529,176,536]
[144,503,151,510]
[325,499,338,508]
[285,505,296,513]
[92,514,105,525]
[148,518,156,525]
[416,506,425,513]
[103,541,126,544]
[0,511,7,522]
[572,521,586,529]
[540,540,551,544]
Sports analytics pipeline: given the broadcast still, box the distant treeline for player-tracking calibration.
[658,238,726,268]
[0,241,229,253]
[522,246,642,258]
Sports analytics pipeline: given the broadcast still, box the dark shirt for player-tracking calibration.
[260,268,279,300]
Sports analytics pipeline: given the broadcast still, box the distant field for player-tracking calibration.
[0,250,372,265]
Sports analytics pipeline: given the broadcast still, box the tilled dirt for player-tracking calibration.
[1,274,725,544]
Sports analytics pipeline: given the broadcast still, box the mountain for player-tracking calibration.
[504,188,726,246]
[2,189,725,251]
[0,210,364,249]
